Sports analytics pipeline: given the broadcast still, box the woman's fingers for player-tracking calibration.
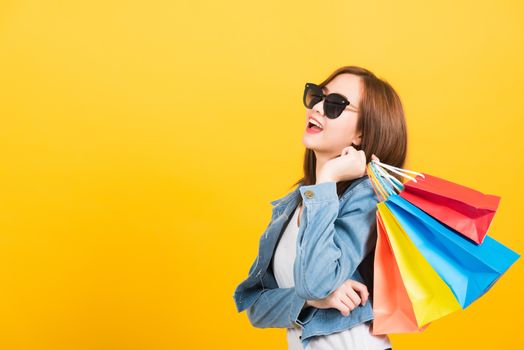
[339,291,356,311]
[333,297,352,317]
[358,150,366,162]
[344,285,362,307]
[328,279,371,317]
[341,146,355,157]
[349,280,369,305]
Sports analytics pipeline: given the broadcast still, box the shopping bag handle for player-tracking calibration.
[366,163,389,201]
[371,161,404,192]
[367,162,405,201]
[371,159,425,183]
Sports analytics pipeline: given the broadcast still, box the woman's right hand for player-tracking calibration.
[305,279,369,317]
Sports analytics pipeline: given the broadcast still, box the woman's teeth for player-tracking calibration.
[309,119,323,129]
[306,121,323,133]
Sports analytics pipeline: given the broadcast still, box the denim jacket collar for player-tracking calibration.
[269,182,304,216]
[269,177,369,214]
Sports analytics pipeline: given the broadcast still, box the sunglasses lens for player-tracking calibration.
[303,84,323,109]
[324,94,347,119]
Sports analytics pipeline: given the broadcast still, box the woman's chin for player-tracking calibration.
[302,135,321,150]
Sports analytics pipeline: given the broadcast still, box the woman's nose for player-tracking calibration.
[312,100,325,116]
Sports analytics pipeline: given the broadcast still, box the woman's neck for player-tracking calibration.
[314,151,335,183]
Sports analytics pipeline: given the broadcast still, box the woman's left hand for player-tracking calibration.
[317,146,367,183]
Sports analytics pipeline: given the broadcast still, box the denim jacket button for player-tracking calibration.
[304,190,314,199]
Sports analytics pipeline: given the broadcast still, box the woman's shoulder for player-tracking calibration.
[340,175,375,202]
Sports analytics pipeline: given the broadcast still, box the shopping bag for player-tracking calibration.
[372,212,429,335]
[373,161,500,244]
[385,194,520,308]
[377,202,462,327]
[367,159,520,333]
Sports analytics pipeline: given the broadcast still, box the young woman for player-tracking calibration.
[233,65,407,350]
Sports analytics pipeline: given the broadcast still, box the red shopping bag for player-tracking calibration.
[372,212,429,335]
[398,173,500,244]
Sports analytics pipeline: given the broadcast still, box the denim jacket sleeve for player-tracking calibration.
[234,255,319,328]
[245,286,318,329]
[293,178,379,300]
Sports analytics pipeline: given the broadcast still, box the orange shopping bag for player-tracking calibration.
[372,211,429,335]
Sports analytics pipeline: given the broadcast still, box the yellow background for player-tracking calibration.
[0,0,522,349]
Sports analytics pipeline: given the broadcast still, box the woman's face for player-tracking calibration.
[302,73,363,158]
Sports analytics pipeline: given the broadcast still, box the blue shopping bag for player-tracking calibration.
[384,194,520,309]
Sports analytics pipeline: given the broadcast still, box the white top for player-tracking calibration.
[272,205,392,350]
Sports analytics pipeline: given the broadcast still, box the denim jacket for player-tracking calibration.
[232,175,380,348]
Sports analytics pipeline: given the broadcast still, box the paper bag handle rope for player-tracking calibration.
[372,160,425,182]
[367,160,426,201]
[371,161,404,192]
[367,163,396,201]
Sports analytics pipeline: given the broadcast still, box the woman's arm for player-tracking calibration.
[234,257,317,329]
[294,179,379,300]
[245,287,318,329]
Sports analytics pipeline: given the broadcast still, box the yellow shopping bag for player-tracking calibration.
[377,202,462,327]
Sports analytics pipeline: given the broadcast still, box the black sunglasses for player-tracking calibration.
[303,82,358,119]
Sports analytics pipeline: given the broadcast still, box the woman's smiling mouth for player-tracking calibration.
[306,116,324,133]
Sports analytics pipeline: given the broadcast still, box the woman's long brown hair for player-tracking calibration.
[291,65,408,201]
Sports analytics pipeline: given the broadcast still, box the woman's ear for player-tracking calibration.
[351,132,362,146]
